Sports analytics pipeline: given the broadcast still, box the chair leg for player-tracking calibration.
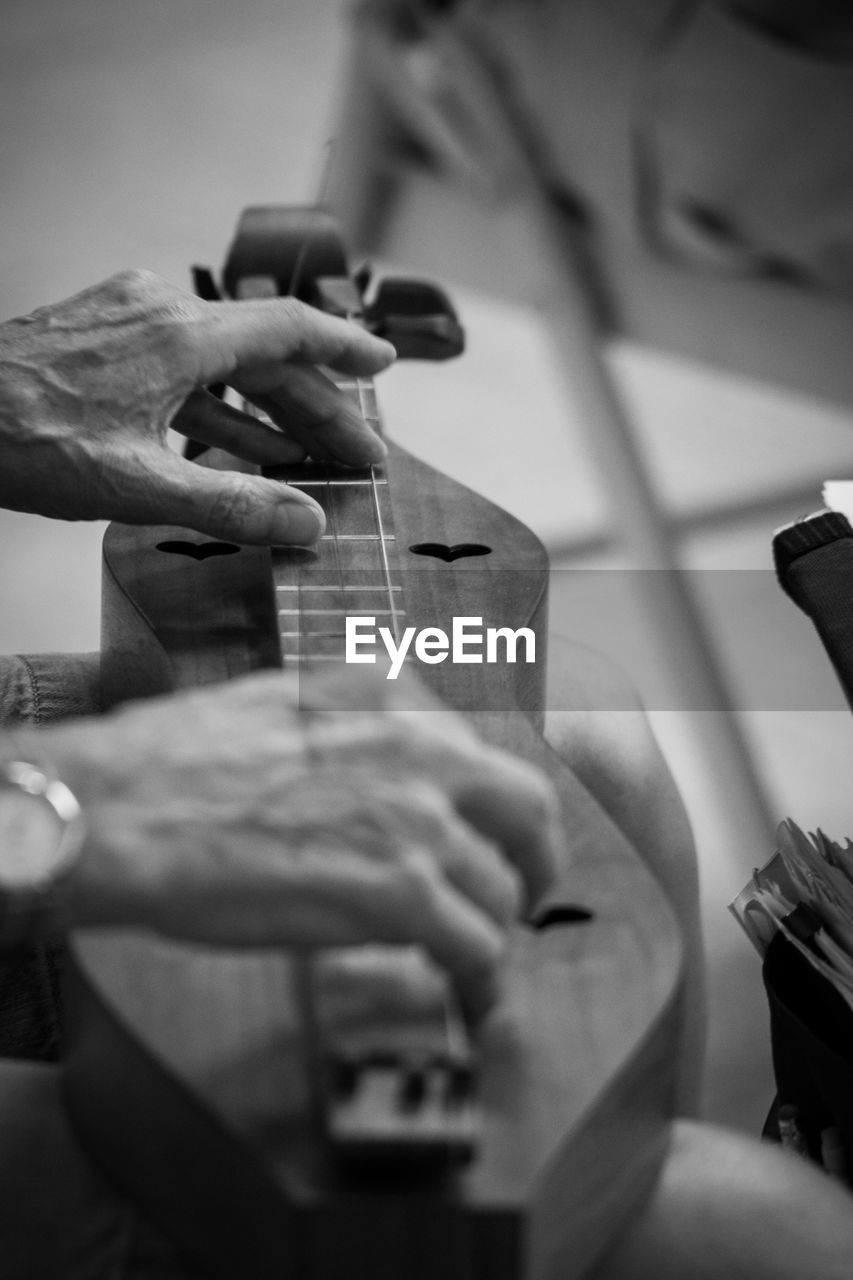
[526,192,779,861]
[329,2,778,872]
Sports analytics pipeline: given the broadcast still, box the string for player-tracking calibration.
[348,334,462,1154]
[278,183,402,665]
[246,212,465,1155]
[325,462,349,660]
[285,145,338,670]
[368,461,401,645]
[352,366,462,1166]
[287,140,337,299]
[355,374,402,647]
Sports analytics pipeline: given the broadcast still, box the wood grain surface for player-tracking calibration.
[63,442,683,1279]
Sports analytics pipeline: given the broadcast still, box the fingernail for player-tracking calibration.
[277,497,326,544]
[364,431,388,461]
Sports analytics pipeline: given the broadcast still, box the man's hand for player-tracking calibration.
[32,670,562,1016]
[0,271,396,544]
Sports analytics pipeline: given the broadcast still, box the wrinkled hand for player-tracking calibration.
[0,271,395,543]
[35,670,561,1015]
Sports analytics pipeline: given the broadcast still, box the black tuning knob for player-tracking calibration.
[364,278,465,361]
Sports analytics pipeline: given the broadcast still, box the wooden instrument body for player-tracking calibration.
[96,441,548,719]
[62,283,683,1278]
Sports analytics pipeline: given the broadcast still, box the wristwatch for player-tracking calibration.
[0,760,85,950]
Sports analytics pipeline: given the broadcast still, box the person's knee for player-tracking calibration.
[546,637,643,722]
[545,637,696,893]
[595,1121,853,1280]
[545,638,704,1115]
[545,638,664,789]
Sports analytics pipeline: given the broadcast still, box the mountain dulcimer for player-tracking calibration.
[62,206,683,1280]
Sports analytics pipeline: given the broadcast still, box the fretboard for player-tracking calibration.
[267,376,405,669]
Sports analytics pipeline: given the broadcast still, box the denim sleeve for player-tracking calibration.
[0,652,100,1061]
[0,652,101,727]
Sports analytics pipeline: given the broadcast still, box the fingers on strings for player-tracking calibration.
[197,297,396,382]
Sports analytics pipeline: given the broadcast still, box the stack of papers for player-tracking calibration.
[730,821,853,1012]
[823,482,853,522]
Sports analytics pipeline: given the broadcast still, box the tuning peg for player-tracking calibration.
[364,277,465,360]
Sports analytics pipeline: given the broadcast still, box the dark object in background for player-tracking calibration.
[774,511,853,709]
[768,510,853,1177]
[763,931,853,1179]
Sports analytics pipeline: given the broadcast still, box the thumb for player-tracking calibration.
[145,451,326,545]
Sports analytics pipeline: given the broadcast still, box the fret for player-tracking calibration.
[288,479,388,488]
[279,631,349,640]
[277,652,342,663]
[328,379,381,426]
[279,651,416,666]
[319,534,395,542]
[234,390,395,441]
[272,571,403,590]
[274,470,393,552]
[333,377,378,403]
[266,356,403,650]
[278,609,404,617]
[268,465,385,483]
[272,550,397,576]
[275,584,402,594]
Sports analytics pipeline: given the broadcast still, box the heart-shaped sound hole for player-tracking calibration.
[156,540,240,561]
[409,543,492,562]
[529,904,595,930]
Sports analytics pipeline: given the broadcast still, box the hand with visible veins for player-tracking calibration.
[0,270,396,544]
[27,668,562,1018]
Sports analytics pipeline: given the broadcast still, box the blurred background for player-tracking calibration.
[3,0,853,1132]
